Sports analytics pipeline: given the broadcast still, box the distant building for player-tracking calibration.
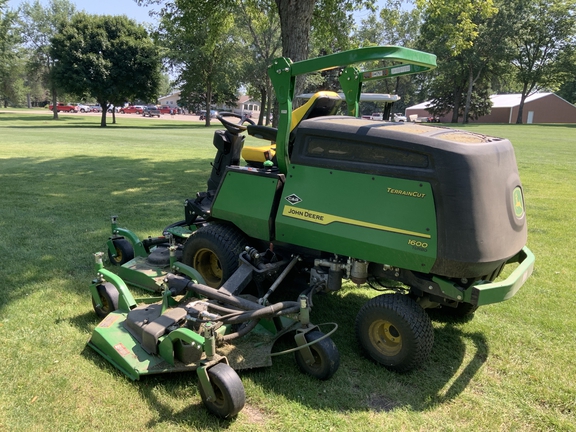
[158,92,181,108]
[157,92,261,117]
[405,93,576,124]
[222,95,261,117]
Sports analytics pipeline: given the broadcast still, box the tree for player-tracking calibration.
[138,0,375,112]
[237,0,282,125]
[50,13,161,126]
[417,0,505,123]
[0,0,21,107]
[19,0,76,118]
[510,0,576,123]
[353,1,423,114]
[276,0,374,97]
[155,1,241,126]
[556,45,576,103]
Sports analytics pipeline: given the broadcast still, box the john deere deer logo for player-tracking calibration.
[513,187,524,219]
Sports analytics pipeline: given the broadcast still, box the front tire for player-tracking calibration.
[107,238,134,266]
[92,282,119,318]
[294,330,340,380]
[199,363,245,418]
[182,223,246,288]
[356,293,434,373]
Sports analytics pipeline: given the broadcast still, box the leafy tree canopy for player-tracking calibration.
[50,13,161,126]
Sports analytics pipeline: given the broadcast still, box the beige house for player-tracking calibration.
[157,92,261,117]
[223,95,261,117]
[405,93,576,124]
[157,92,181,108]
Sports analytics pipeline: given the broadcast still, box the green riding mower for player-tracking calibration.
[89,46,534,418]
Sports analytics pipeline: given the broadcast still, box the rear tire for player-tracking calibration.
[182,223,246,288]
[356,293,434,372]
[199,363,245,418]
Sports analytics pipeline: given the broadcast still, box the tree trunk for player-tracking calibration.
[463,67,474,124]
[96,99,106,126]
[516,83,529,124]
[51,86,59,120]
[275,0,315,100]
[266,79,274,126]
[205,81,212,126]
[451,89,461,123]
[259,87,267,126]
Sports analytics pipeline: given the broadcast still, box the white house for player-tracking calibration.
[157,92,181,108]
[157,92,261,117]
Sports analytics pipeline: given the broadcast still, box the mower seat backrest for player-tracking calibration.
[242,91,342,166]
[290,91,342,130]
[207,130,245,191]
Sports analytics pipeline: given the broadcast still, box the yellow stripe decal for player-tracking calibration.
[282,206,431,239]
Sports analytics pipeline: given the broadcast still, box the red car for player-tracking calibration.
[158,105,175,114]
[119,105,145,114]
[49,103,78,112]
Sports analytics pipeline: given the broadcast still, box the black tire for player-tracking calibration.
[182,223,246,288]
[107,238,134,266]
[294,330,340,380]
[199,363,245,418]
[356,293,434,373]
[91,282,119,318]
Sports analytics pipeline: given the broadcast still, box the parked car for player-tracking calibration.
[89,105,102,113]
[393,113,407,122]
[198,110,218,120]
[49,103,78,113]
[107,105,119,113]
[370,112,383,121]
[158,105,174,114]
[76,104,91,113]
[142,106,161,117]
[120,105,145,114]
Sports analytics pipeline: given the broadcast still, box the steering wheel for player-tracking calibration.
[217,112,255,134]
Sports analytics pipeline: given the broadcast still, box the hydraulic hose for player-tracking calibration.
[187,281,265,311]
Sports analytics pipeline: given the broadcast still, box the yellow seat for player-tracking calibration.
[242,91,342,166]
[242,145,276,164]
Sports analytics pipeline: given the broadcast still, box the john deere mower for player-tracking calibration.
[89,46,534,418]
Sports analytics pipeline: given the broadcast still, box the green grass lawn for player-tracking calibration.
[0,111,574,431]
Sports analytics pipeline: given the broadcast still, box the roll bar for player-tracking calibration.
[267,46,437,175]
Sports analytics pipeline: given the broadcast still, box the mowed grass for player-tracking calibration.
[0,111,574,431]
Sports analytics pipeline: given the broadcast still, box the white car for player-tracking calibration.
[393,113,407,122]
[76,104,92,113]
[370,113,383,121]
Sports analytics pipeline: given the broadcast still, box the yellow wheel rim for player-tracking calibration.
[193,248,222,287]
[112,247,123,263]
[368,319,402,356]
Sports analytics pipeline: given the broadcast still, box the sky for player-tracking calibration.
[7,0,158,24]
[7,0,385,25]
